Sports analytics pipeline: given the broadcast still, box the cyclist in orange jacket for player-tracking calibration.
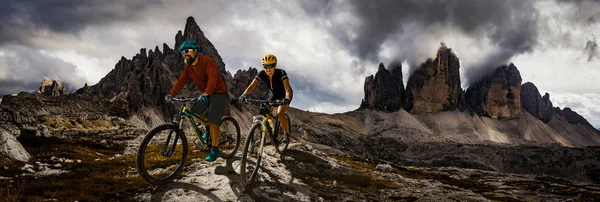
[166,40,228,162]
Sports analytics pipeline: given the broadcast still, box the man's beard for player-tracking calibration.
[184,56,195,65]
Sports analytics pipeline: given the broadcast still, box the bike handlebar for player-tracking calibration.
[169,97,198,103]
[244,98,285,106]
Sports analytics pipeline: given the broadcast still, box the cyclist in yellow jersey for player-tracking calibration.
[239,54,293,143]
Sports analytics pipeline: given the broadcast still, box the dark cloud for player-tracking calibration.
[0,45,87,96]
[585,36,598,62]
[299,0,336,17]
[301,0,540,85]
[558,0,600,4]
[0,80,41,96]
[0,0,161,46]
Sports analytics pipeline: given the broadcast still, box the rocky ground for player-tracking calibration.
[2,92,600,201]
[2,130,600,201]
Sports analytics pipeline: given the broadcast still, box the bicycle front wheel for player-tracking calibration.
[240,123,264,186]
[136,123,188,185]
[218,116,241,159]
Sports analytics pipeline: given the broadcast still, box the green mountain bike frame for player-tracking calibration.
[163,97,211,156]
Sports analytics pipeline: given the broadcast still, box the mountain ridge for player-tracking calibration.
[361,46,599,147]
[2,16,600,201]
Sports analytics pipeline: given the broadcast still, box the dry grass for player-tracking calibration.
[0,136,160,201]
[331,155,376,171]
[0,133,209,201]
[43,117,115,130]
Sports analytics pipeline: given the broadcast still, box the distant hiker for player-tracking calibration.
[166,40,228,162]
[239,53,293,144]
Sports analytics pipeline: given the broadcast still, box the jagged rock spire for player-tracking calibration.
[404,45,461,113]
[361,62,404,111]
[466,64,522,119]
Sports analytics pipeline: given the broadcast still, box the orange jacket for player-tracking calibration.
[169,56,228,96]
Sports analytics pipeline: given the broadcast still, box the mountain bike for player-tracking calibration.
[239,98,291,186]
[136,97,241,185]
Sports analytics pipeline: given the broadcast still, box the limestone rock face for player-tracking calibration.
[75,83,92,95]
[230,67,269,100]
[556,107,590,125]
[520,82,553,122]
[39,78,67,96]
[360,63,404,111]
[405,46,461,113]
[466,64,522,119]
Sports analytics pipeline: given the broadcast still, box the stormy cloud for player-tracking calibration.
[0,0,597,128]
[0,0,161,48]
[0,45,87,96]
[300,0,540,85]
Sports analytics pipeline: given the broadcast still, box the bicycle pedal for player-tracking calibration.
[194,141,210,151]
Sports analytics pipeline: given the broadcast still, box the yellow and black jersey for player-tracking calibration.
[255,69,289,100]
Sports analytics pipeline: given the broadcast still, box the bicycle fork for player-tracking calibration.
[161,120,183,157]
[258,123,268,155]
[161,131,180,157]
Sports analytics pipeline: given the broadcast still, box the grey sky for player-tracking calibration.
[0,0,599,127]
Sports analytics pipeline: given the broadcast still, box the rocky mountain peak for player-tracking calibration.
[377,62,386,71]
[542,93,552,107]
[557,107,590,125]
[41,78,52,87]
[176,16,232,89]
[81,16,235,122]
[230,67,269,100]
[404,45,461,113]
[520,82,553,122]
[39,78,67,96]
[360,63,404,111]
[466,63,522,119]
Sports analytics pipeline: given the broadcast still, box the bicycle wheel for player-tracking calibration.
[136,123,188,185]
[275,114,291,153]
[240,123,264,186]
[218,116,241,159]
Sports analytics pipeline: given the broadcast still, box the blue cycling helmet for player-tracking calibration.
[178,40,200,52]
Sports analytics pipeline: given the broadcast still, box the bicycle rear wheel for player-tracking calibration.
[240,123,264,186]
[274,114,291,153]
[136,123,188,185]
[218,116,241,159]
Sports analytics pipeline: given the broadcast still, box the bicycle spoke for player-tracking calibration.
[218,117,240,158]
[136,124,188,185]
[241,124,263,185]
[144,130,183,178]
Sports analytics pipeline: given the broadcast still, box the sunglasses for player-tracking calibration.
[264,65,275,69]
[181,49,195,55]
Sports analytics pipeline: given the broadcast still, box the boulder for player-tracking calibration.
[0,128,31,165]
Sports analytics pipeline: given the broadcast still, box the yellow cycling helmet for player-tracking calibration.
[262,54,277,66]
